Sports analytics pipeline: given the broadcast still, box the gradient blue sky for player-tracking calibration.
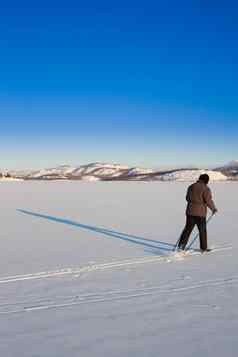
[0,0,237,169]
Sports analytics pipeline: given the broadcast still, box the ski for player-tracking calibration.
[176,245,232,257]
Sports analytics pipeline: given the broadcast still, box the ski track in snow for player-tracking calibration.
[0,274,237,315]
[0,245,232,285]
[0,245,234,316]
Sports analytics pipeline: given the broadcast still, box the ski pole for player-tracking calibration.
[186,213,214,251]
[174,235,181,251]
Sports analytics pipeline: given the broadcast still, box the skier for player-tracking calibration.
[177,174,218,253]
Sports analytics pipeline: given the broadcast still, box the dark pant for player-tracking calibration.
[178,215,207,250]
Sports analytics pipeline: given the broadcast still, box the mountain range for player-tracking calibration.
[1,161,238,181]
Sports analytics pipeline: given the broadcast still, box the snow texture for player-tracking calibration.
[0,181,237,357]
[0,177,23,181]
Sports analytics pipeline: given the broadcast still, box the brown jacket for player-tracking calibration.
[186,181,216,217]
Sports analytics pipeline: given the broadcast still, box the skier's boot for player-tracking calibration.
[201,248,212,254]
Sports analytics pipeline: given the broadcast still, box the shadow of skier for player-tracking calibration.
[17,209,174,254]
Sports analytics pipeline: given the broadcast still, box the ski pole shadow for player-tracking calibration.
[17,209,174,254]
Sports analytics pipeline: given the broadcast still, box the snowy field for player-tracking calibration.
[0,181,237,357]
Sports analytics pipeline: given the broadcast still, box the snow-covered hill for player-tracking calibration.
[26,165,76,179]
[216,160,238,178]
[160,169,228,182]
[69,163,129,179]
[5,161,238,181]
[17,163,157,181]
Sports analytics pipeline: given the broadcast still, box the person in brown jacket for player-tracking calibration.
[177,174,217,252]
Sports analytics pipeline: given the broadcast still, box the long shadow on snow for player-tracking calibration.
[17,209,173,253]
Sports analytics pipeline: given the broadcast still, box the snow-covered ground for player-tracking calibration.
[0,181,237,357]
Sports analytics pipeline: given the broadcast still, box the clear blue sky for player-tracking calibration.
[0,0,237,169]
